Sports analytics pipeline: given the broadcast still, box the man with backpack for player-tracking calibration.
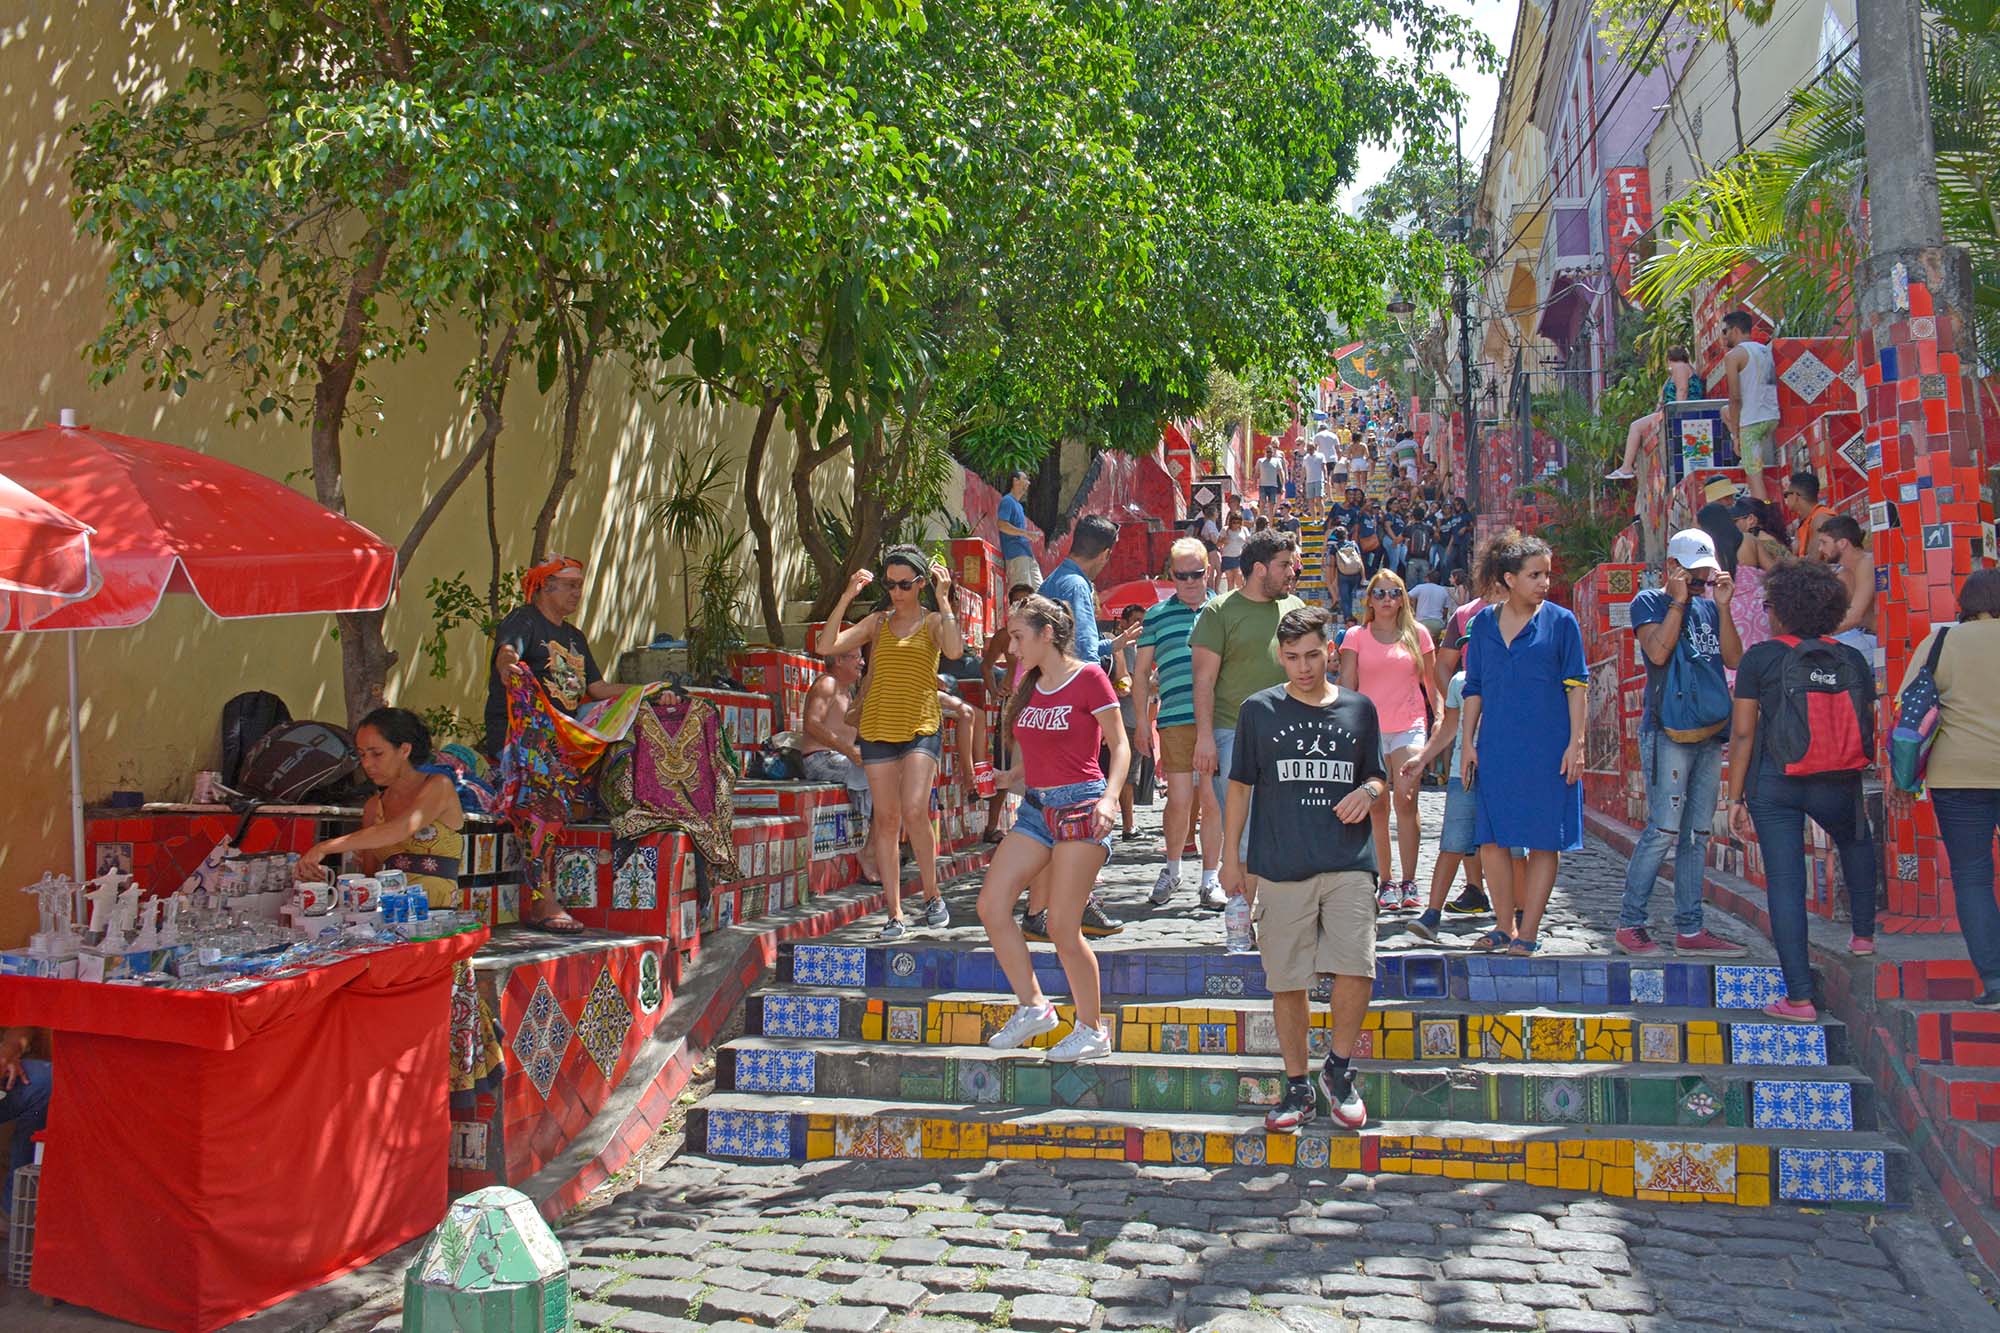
[1616,529,1749,958]
[1724,559,1879,1018]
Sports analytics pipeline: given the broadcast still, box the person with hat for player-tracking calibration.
[1615,528,1748,958]
[483,555,623,761]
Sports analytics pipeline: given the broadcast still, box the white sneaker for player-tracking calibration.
[1046,1023,1112,1063]
[1149,867,1180,906]
[1198,879,1226,911]
[987,1003,1060,1050]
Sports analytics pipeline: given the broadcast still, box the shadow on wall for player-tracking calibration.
[0,7,850,946]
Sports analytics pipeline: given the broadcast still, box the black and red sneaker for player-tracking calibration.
[1264,1081,1318,1134]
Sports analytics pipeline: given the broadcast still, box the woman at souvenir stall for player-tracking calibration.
[299,707,465,904]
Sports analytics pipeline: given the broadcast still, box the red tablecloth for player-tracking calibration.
[0,930,486,1332]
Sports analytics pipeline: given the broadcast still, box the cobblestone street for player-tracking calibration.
[551,794,2000,1332]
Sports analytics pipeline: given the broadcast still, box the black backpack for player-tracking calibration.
[220,691,291,787]
[1761,636,1874,781]
[237,721,360,802]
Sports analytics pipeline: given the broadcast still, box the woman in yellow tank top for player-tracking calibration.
[299,708,467,908]
[818,545,965,939]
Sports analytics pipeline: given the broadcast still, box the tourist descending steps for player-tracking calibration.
[1338,569,1437,913]
[1135,538,1224,910]
[1725,559,1879,1021]
[1399,668,1476,942]
[818,547,965,940]
[979,595,1131,1063]
[1222,606,1386,1133]
[1459,532,1589,956]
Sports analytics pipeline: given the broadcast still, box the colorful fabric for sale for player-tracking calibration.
[613,691,741,871]
[495,668,663,861]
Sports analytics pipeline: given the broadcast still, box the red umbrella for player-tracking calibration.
[0,468,95,609]
[0,418,396,631]
[0,413,399,877]
[1097,578,1175,617]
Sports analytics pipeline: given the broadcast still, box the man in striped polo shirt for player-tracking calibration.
[1135,537,1225,909]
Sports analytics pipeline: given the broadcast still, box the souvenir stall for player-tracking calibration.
[0,418,490,1333]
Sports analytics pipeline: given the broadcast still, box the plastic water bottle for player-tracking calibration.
[1224,895,1254,952]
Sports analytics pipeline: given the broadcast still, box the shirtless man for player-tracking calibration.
[1815,515,1878,655]
[799,648,882,883]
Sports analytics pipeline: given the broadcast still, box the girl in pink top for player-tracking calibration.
[978,595,1130,1064]
[1339,569,1438,909]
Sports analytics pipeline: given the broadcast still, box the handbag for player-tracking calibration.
[1890,627,1951,793]
[1044,799,1102,843]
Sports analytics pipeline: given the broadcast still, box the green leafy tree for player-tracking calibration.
[1593,0,1775,156]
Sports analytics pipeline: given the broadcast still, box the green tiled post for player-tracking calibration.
[404,1186,572,1332]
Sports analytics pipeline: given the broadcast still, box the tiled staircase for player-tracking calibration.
[687,939,1914,1209]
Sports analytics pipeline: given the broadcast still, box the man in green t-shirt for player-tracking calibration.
[1190,530,1305,851]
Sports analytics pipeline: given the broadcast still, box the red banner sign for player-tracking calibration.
[1606,168,1651,298]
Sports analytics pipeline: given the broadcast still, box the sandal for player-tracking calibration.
[1470,928,1512,952]
[1507,937,1542,956]
[525,912,586,936]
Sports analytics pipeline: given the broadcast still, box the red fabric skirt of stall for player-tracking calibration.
[0,930,486,1332]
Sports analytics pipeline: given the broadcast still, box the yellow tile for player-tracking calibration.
[1561,1140,1585,1157]
[1478,1162,1512,1181]
[1558,1159,1592,1191]
[962,1125,987,1155]
[1380,1156,1408,1173]
[1615,1140,1634,1167]
[861,1014,882,1041]
[1413,1136,1443,1152]
[1382,1033,1413,1061]
[1204,1134,1231,1165]
[1737,1175,1770,1207]
[1382,1010,1413,1030]
[1415,1157,1442,1176]
[1265,1134,1297,1166]
[1529,1016,1579,1062]
[1603,1167,1634,1198]
[1527,1166,1558,1188]
[1361,1012,1381,1031]
[1141,1130,1170,1162]
[1327,1138,1363,1170]
[947,1014,981,1045]
[1119,1023,1148,1053]
[1526,1141,1557,1170]
[1137,1006,1163,1023]
[807,1130,833,1158]
[1443,1159,1474,1179]
[1738,1144,1769,1175]
[1458,1138,1490,1156]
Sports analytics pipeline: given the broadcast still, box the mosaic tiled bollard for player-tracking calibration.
[404,1186,571,1332]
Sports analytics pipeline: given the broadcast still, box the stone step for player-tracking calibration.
[779,941,1800,1010]
[717,1036,1877,1132]
[1918,1062,2000,1123]
[1888,999,2000,1067]
[686,1092,1912,1206]
[750,990,1851,1067]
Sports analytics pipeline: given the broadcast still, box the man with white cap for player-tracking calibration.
[1616,528,1748,958]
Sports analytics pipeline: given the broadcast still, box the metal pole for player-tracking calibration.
[68,629,84,881]
[1456,109,1480,513]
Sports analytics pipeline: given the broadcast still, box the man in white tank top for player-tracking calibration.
[1721,310,1782,503]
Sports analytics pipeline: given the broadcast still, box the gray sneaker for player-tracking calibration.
[923,895,951,929]
[1149,867,1179,906]
[878,917,907,941]
[1080,896,1123,937]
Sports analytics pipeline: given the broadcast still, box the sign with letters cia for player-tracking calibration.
[1606,168,1652,297]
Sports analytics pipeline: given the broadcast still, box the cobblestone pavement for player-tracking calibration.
[559,1156,1988,1332]
[545,796,2000,1332]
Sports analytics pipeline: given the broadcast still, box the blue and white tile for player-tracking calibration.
[1714,965,1786,1010]
[1752,1079,1854,1131]
[706,1108,794,1160]
[762,994,842,1039]
[792,945,866,988]
[1777,1147,1886,1203]
[734,1048,818,1094]
[1729,1022,1828,1066]
[1629,968,1665,1005]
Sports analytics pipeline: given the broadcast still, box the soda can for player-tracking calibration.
[406,888,430,921]
[381,892,409,925]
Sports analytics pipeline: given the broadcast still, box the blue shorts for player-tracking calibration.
[1014,780,1112,851]
[1220,555,1241,572]
[1441,777,1479,855]
[859,731,942,766]
[1260,485,1280,506]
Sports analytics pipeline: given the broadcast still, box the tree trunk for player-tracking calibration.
[485,417,502,624]
[531,302,607,562]
[312,236,394,725]
[742,392,787,642]
[792,413,849,621]
[1724,21,1747,158]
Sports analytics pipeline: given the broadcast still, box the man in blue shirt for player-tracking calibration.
[996,470,1040,591]
[1617,528,1748,958]
[1038,513,1119,666]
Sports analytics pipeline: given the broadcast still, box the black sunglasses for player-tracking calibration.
[1171,569,1207,582]
[883,577,924,590]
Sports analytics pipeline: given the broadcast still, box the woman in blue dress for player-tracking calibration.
[1458,531,1588,955]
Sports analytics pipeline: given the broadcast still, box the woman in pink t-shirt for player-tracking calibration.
[1339,569,1438,910]
[977,595,1130,1064]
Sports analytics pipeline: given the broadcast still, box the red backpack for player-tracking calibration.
[1761,635,1874,779]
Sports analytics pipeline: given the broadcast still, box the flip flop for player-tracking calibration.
[525,913,586,936]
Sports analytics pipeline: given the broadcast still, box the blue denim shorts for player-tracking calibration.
[859,731,942,766]
[1441,777,1479,855]
[1015,780,1111,851]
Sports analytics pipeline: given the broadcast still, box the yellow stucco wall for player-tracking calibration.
[0,6,848,946]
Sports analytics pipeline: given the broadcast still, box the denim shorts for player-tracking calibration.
[859,731,942,766]
[1014,780,1111,851]
[1441,777,1479,855]
[1220,555,1241,572]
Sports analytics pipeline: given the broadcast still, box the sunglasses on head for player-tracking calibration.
[883,576,924,590]
[1171,568,1207,581]
[1370,588,1405,601]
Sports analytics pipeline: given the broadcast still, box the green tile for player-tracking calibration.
[1191,1068,1238,1115]
[1495,1072,1524,1122]
[1134,1066,1187,1112]
[1674,1074,1725,1127]
[1626,1077,1680,1127]
[1052,1064,1101,1108]
[1009,1062,1053,1106]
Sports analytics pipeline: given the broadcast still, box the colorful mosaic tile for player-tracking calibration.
[637,951,664,1014]
[510,977,573,1100]
[1729,1023,1829,1066]
[1777,1147,1886,1203]
[1240,1075,1283,1107]
[554,850,597,908]
[1233,1135,1266,1166]
[1714,966,1786,1010]
[1419,1018,1459,1059]
[707,1109,793,1159]
[1753,1080,1855,1132]
[762,995,841,1039]
[959,1061,1004,1104]
[1296,1135,1331,1169]
[734,1048,817,1094]
[574,966,634,1081]
[1528,1016,1579,1062]
[793,945,866,988]
[887,1005,922,1042]
[1629,968,1666,1005]
[1635,1140,1735,1196]
[611,843,658,910]
[834,1115,920,1159]
[1532,1076,1590,1124]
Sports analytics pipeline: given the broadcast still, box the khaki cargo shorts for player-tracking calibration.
[1252,870,1378,990]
